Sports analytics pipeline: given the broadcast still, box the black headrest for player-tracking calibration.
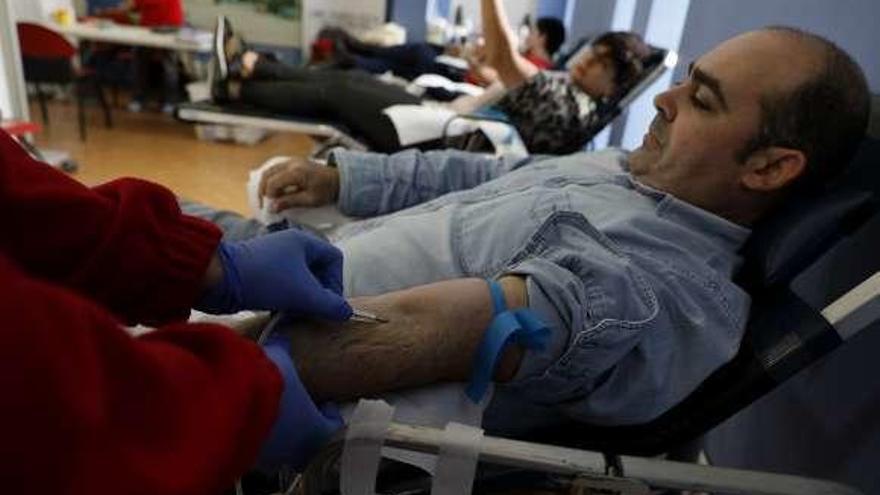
[736,189,875,292]
[737,135,880,292]
[642,48,666,69]
[555,35,665,72]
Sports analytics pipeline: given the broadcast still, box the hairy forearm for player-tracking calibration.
[287,277,526,403]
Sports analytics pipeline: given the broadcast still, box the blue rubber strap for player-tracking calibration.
[512,309,551,349]
[488,279,507,314]
[465,280,550,403]
[465,309,520,402]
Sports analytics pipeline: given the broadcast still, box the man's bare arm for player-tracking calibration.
[288,276,528,403]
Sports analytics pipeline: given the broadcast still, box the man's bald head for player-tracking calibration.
[738,26,870,188]
[627,27,870,225]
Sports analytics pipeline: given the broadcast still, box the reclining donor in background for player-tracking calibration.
[210,27,869,435]
[310,15,565,81]
[210,0,649,154]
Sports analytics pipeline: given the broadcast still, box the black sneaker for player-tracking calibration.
[209,16,228,101]
[213,15,230,79]
[210,16,245,102]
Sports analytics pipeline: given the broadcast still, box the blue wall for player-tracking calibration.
[388,0,430,42]
[434,0,452,18]
[537,0,567,20]
[566,0,616,43]
[388,0,594,45]
[674,0,880,91]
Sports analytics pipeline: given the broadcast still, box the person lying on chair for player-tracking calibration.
[210,27,870,436]
[210,12,648,155]
[311,15,564,81]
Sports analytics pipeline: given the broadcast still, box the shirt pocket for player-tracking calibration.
[452,189,573,276]
[502,211,660,403]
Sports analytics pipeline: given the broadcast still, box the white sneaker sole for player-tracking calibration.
[215,16,228,79]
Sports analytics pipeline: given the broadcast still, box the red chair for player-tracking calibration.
[17,22,113,141]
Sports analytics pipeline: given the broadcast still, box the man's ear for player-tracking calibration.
[742,146,807,192]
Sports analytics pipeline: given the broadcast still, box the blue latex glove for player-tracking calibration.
[197,229,352,321]
[259,341,344,470]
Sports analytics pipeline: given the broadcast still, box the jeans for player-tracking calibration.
[241,60,421,152]
[351,43,461,81]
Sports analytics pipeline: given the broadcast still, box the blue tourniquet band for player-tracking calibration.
[465,280,550,403]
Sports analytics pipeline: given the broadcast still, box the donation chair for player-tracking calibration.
[175,100,369,151]
[174,47,674,157]
[441,45,676,155]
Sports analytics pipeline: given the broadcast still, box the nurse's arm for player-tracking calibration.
[287,276,527,403]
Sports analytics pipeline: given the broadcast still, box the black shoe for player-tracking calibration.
[213,15,230,79]
[209,16,229,101]
[210,16,245,102]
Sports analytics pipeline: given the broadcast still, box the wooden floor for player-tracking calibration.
[31,98,315,215]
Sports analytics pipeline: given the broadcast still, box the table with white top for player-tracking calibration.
[40,20,213,53]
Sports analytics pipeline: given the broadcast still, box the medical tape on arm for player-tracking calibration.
[430,422,484,495]
[341,399,395,495]
[465,280,551,403]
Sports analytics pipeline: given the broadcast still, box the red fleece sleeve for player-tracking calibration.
[0,131,221,326]
[0,255,281,494]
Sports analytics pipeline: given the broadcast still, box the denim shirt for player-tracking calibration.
[331,148,752,435]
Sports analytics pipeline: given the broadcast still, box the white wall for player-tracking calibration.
[452,0,538,35]
[64,0,301,47]
[619,0,690,150]
[6,0,77,120]
[610,0,637,31]
[0,9,16,119]
[184,0,301,47]
[10,0,74,22]
[1,0,31,120]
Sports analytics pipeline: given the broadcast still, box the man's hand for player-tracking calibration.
[257,158,340,213]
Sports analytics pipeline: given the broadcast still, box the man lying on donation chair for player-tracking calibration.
[196,27,870,437]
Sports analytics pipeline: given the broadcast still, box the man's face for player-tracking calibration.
[628,31,814,215]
